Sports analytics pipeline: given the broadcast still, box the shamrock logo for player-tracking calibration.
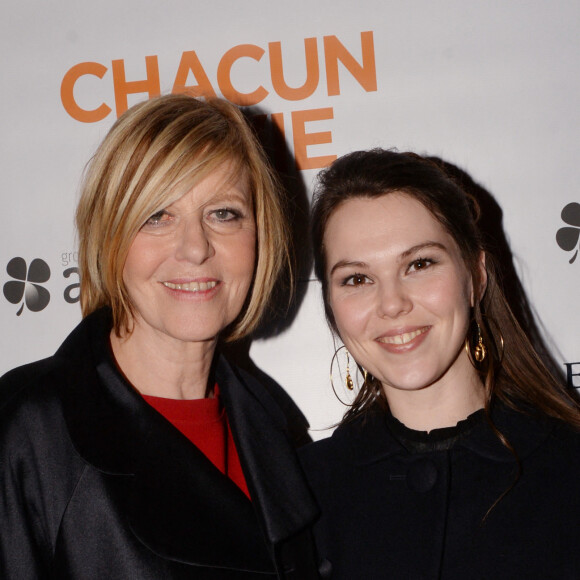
[3,257,51,315]
[556,203,580,264]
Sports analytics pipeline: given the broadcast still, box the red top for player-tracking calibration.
[143,386,250,499]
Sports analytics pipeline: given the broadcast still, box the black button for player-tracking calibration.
[406,458,438,492]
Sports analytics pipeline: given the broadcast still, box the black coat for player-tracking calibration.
[299,404,580,579]
[0,309,319,579]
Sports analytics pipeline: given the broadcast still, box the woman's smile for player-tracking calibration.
[161,279,219,293]
[375,326,431,351]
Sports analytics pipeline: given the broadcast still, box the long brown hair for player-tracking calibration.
[311,148,580,428]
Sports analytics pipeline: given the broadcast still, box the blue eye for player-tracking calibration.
[211,208,241,222]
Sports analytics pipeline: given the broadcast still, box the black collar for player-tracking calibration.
[336,402,555,467]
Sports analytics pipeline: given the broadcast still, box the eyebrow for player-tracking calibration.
[328,241,448,277]
[215,189,252,203]
[167,188,251,211]
[218,185,254,205]
[400,241,447,259]
[329,260,368,277]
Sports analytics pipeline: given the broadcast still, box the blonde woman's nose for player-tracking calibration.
[174,220,215,264]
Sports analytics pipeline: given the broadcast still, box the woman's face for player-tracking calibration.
[325,192,482,400]
[122,163,256,346]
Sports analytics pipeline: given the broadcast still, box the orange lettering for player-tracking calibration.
[269,38,319,101]
[172,51,217,97]
[60,62,111,123]
[291,107,336,170]
[324,31,377,96]
[217,45,268,106]
[112,56,161,117]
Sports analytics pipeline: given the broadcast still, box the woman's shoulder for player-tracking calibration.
[298,432,347,493]
[544,414,580,454]
[0,357,74,445]
[496,402,580,445]
[0,358,85,499]
[299,411,377,470]
[463,402,580,470]
[0,356,63,412]
[0,311,107,416]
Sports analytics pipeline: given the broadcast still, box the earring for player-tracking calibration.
[474,323,487,362]
[345,350,354,390]
[330,345,358,403]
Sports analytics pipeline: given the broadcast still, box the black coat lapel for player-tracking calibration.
[217,357,319,546]
[338,403,554,467]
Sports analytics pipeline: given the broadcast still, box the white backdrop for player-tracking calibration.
[1,1,579,439]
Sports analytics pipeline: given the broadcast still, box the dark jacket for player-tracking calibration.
[0,309,319,579]
[299,404,580,579]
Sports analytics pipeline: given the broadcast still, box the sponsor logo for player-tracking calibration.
[2,254,80,315]
[556,202,580,263]
[3,257,51,315]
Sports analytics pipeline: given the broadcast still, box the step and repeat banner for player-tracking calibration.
[1,1,579,437]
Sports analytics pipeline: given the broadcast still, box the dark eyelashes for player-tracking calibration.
[336,257,439,285]
[143,210,169,226]
[141,206,245,228]
[213,207,243,220]
[340,273,369,286]
[408,256,437,270]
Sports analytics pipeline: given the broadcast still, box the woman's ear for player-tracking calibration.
[471,251,488,307]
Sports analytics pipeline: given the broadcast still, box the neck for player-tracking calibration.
[384,358,485,432]
[109,322,217,400]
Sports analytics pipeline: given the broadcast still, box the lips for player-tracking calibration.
[377,327,429,345]
[375,326,430,353]
[162,280,218,292]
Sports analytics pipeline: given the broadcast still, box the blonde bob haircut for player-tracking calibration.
[76,93,290,342]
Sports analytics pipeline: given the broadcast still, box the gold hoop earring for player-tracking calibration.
[330,345,355,392]
[329,345,349,406]
[330,345,363,405]
[345,350,354,390]
[465,316,504,367]
[474,324,486,362]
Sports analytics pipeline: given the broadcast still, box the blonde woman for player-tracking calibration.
[0,95,319,579]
